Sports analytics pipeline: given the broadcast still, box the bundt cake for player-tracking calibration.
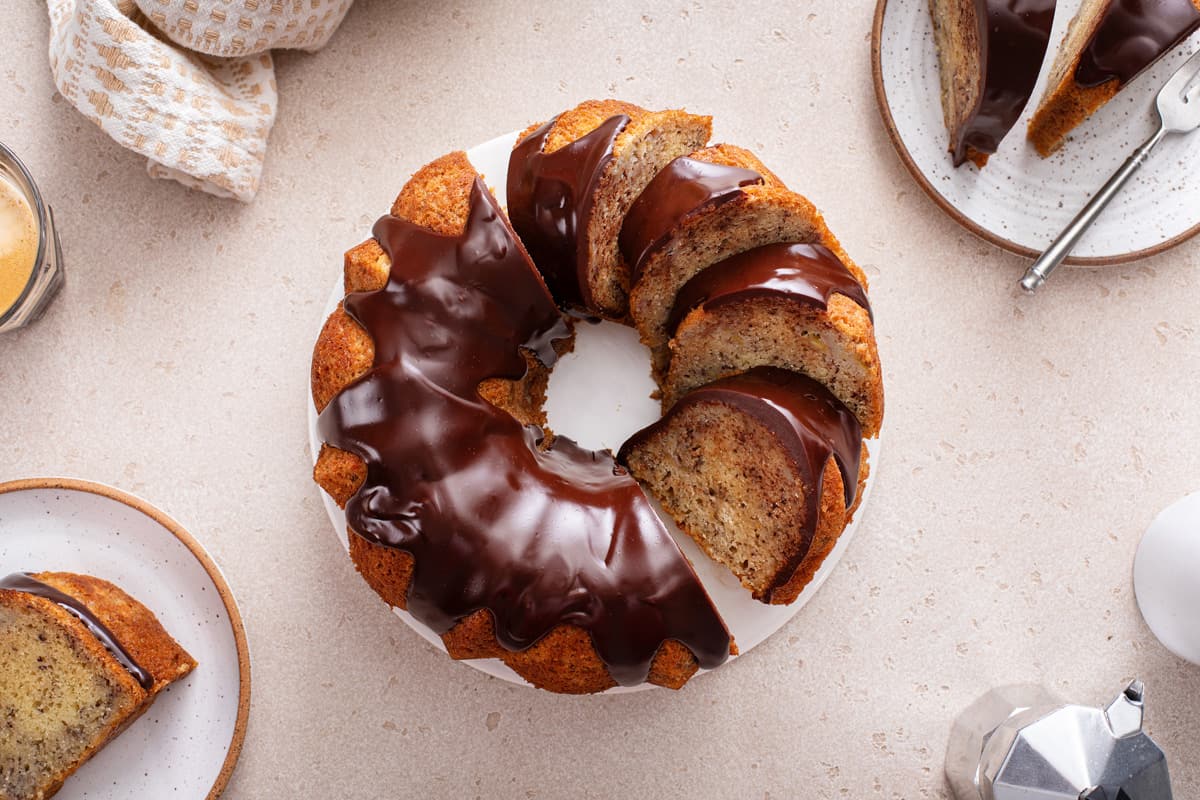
[312,150,733,695]
[507,99,711,318]
[618,368,867,605]
[927,0,1057,166]
[311,99,883,693]
[663,242,883,438]
[0,572,196,800]
[622,144,867,380]
[1028,0,1200,156]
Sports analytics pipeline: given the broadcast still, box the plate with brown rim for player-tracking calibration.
[0,477,250,799]
[872,0,1200,265]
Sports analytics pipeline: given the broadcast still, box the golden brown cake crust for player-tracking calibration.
[310,151,721,694]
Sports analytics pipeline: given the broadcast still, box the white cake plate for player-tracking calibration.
[307,131,882,693]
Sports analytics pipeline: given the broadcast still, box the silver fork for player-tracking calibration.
[1020,48,1200,293]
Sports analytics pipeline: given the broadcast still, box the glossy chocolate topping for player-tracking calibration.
[666,242,872,335]
[1075,0,1200,88]
[620,367,862,584]
[506,114,630,310]
[0,572,153,689]
[953,0,1056,166]
[319,178,731,685]
[620,156,763,281]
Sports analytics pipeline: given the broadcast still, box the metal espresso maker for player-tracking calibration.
[945,680,1173,800]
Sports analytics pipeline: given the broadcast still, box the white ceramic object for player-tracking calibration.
[0,478,250,799]
[872,0,1200,264]
[306,130,881,693]
[1134,491,1200,666]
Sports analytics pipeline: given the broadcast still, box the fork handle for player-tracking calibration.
[1020,127,1167,293]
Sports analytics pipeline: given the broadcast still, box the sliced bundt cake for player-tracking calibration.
[312,151,733,695]
[927,0,1057,166]
[0,572,196,800]
[619,368,868,605]
[1028,0,1200,156]
[507,99,712,318]
[623,145,867,379]
[662,242,883,438]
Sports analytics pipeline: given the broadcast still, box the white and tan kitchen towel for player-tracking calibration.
[46,0,354,201]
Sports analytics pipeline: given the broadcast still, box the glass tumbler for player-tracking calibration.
[0,142,63,334]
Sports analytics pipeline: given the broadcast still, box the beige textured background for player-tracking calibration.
[3,1,1198,797]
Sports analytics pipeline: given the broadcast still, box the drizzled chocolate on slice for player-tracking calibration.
[319,178,731,686]
[620,156,763,280]
[0,572,153,689]
[952,0,1057,166]
[507,114,630,310]
[1075,0,1200,88]
[620,366,863,583]
[666,242,872,335]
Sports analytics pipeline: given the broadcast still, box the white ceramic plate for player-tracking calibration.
[872,0,1200,265]
[307,131,882,693]
[0,478,250,799]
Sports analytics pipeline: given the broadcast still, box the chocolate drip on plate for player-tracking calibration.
[954,0,1056,166]
[1,572,153,690]
[620,156,763,281]
[319,178,731,686]
[1075,0,1200,88]
[666,242,872,335]
[506,114,630,310]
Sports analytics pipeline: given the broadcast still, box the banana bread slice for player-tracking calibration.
[0,572,196,800]
[619,368,868,605]
[1028,0,1200,156]
[928,0,1056,167]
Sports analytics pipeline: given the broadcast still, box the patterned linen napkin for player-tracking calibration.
[45,0,354,201]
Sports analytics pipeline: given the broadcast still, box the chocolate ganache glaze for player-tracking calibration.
[319,177,731,686]
[954,0,1056,166]
[665,242,872,335]
[620,156,763,281]
[620,367,863,577]
[0,572,153,689]
[1075,0,1200,88]
[507,114,630,310]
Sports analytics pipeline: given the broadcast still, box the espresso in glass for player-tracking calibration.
[0,143,63,334]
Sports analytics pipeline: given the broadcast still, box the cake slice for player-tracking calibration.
[507,99,712,318]
[0,572,197,800]
[618,367,868,605]
[624,144,867,379]
[928,0,1057,167]
[1028,0,1200,156]
[663,242,884,438]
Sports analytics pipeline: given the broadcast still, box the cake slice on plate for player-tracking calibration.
[927,0,1057,166]
[1028,0,1200,155]
[619,367,868,605]
[0,572,196,800]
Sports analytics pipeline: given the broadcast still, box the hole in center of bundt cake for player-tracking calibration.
[543,320,660,453]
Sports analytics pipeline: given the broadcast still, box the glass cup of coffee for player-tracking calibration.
[0,142,63,334]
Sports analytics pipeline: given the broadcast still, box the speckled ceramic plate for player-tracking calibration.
[872,0,1200,265]
[307,130,882,694]
[0,478,250,799]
